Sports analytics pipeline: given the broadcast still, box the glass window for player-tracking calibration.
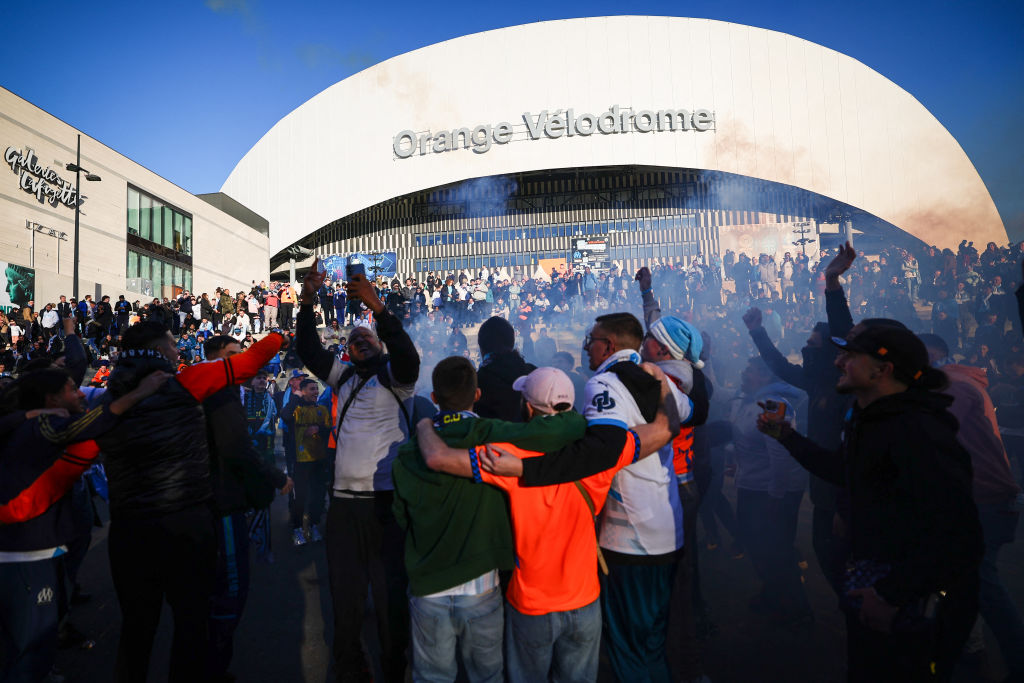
[150,259,161,293]
[127,250,139,278]
[183,217,192,255]
[162,208,174,248]
[127,188,140,235]
[173,265,182,288]
[184,270,192,293]
[173,212,183,252]
[139,254,151,284]
[151,200,163,246]
[139,195,152,240]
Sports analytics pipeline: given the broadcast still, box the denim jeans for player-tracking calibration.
[505,598,601,683]
[0,557,59,683]
[409,587,503,683]
[977,502,1024,677]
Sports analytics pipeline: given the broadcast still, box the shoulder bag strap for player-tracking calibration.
[331,371,372,444]
[572,481,609,576]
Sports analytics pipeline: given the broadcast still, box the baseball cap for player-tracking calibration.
[290,369,309,379]
[831,327,931,384]
[512,367,575,414]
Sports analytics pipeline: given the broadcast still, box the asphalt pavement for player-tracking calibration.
[53,451,1023,683]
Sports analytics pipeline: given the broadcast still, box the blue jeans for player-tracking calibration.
[0,557,60,683]
[977,502,1024,677]
[208,513,251,678]
[505,598,601,683]
[409,587,503,682]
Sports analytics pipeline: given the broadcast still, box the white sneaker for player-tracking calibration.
[292,527,307,547]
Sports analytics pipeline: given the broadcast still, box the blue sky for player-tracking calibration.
[2,0,1021,238]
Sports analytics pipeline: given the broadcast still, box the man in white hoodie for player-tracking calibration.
[732,356,810,623]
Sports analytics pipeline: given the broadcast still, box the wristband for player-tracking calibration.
[468,446,483,483]
[640,287,652,295]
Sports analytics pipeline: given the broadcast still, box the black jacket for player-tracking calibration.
[204,386,288,515]
[98,335,283,520]
[779,389,982,606]
[474,350,536,422]
[98,354,213,520]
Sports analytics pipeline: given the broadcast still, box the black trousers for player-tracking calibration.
[325,494,408,683]
[291,460,329,528]
[279,303,294,330]
[108,504,216,683]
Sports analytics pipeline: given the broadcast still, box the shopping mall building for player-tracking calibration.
[223,15,1006,281]
[0,87,268,311]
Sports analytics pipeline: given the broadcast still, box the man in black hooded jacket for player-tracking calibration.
[760,326,982,682]
[474,316,535,422]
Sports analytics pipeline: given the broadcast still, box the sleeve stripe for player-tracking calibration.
[39,406,106,444]
[588,417,629,429]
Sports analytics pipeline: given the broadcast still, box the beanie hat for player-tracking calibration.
[649,316,705,368]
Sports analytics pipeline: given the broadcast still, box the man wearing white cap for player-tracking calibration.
[416,365,678,683]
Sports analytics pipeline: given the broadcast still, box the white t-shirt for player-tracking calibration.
[584,349,689,556]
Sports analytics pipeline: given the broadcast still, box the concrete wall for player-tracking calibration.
[0,86,268,309]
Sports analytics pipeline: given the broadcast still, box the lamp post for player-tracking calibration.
[66,134,101,300]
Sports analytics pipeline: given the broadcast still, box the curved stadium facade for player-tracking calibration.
[221,16,1006,279]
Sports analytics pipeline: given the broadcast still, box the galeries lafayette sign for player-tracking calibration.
[393,105,715,158]
[4,146,79,209]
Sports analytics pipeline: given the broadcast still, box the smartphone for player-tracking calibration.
[346,262,365,279]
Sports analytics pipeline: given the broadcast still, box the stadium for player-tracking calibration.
[221,16,1007,280]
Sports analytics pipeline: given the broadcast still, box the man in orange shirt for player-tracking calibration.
[416,365,677,682]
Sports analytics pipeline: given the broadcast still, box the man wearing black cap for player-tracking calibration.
[759,326,982,681]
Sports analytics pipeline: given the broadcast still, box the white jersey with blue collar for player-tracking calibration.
[584,349,684,556]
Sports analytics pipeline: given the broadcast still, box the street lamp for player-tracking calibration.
[65,134,101,300]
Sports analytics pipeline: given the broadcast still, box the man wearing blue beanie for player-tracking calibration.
[636,266,714,683]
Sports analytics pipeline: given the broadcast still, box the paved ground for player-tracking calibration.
[51,454,1023,682]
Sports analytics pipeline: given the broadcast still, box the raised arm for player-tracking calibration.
[823,243,856,338]
[743,309,808,390]
[178,333,286,403]
[347,273,420,385]
[295,261,338,380]
[635,267,661,328]
[61,317,88,386]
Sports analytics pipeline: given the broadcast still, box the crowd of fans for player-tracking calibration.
[1,235,1023,683]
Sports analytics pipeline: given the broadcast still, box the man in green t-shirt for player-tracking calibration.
[392,356,588,682]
